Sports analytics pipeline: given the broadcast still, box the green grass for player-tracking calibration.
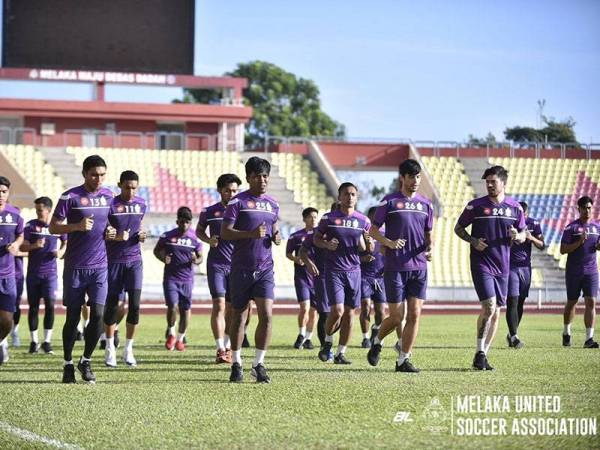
[0,313,598,449]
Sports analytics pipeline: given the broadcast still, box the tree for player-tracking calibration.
[504,116,577,144]
[466,132,497,146]
[179,61,345,148]
[503,126,542,143]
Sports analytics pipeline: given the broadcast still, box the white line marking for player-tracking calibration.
[0,421,83,449]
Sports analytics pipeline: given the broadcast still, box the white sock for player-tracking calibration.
[397,338,402,349]
[100,332,106,341]
[299,326,306,336]
[216,338,225,350]
[176,332,185,342]
[586,328,594,340]
[253,349,266,366]
[511,334,519,342]
[13,324,19,334]
[125,339,134,351]
[372,324,380,331]
[169,326,176,337]
[374,336,383,346]
[336,345,347,356]
[362,333,369,339]
[325,334,334,344]
[84,319,90,328]
[224,334,231,348]
[477,338,486,353]
[81,356,90,362]
[564,324,572,335]
[30,331,39,344]
[398,351,410,364]
[106,337,115,350]
[484,342,491,355]
[44,329,53,343]
[77,322,83,333]
[305,331,312,340]
[64,360,73,366]
[232,350,242,365]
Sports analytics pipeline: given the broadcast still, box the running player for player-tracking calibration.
[0,176,24,365]
[367,160,433,372]
[196,173,241,364]
[359,206,388,349]
[286,207,318,349]
[21,196,67,354]
[454,165,526,370]
[50,154,115,383]
[154,207,202,351]
[506,201,544,348]
[103,170,147,367]
[560,196,599,348]
[221,156,280,383]
[315,182,371,365]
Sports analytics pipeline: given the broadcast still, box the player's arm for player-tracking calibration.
[528,232,545,250]
[271,221,281,245]
[192,249,203,265]
[560,234,586,254]
[56,239,67,259]
[20,238,44,252]
[369,225,404,250]
[313,230,338,251]
[220,221,264,241]
[299,246,319,276]
[6,233,24,256]
[49,215,91,235]
[195,222,214,245]
[153,241,167,263]
[424,230,433,261]
[454,223,488,251]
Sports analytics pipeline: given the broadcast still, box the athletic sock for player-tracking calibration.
[176,332,186,342]
[30,331,39,344]
[80,356,90,363]
[586,328,594,340]
[224,334,231,348]
[325,334,334,344]
[398,351,410,365]
[13,324,19,334]
[477,338,485,353]
[564,324,572,335]
[305,331,313,340]
[169,326,176,337]
[374,336,383,346]
[299,326,306,336]
[106,337,115,350]
[43,329,53,343]
[84,319,90,328]
[336,345,347,356]
[511,334,519,342]
[362,333,369,339]
[216,338,225,350]
[232,350,242,365]
[253,349,266,366]
[125,339,134,351]
[100,332,106,341]
[64,360,73,366]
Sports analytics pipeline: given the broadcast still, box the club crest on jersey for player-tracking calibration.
[483,208,491,215]
[578,227,584,233]
[36,226,42,232]
[335,218,342,225]
[117,205,125,213]
[247,201,256,208]
[80,197,89,206]
[214,211,221,217]
[396,202,404,209]
[170,237,177,243]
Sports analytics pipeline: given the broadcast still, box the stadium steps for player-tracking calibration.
[459,157,489,198]
[531,251,565,289]
[38,146,84,187]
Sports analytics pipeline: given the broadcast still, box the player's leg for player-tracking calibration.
[473,298,496,370]
[242,302,252,348]
[371,278,387,344]
[506,267,520,347]
[173,282,192,351]
[163,280,178,350]
[252,297,273,382]
[334,271,360,364]
[80,268,108,379]
[563,274,582,347]
[359,297,372,348]
[228,269,255,381]
[0,277,17,364]
[103,276,121,367]
[40,274,58,354]
[396,296,423,372]
[582,272,598,348]
[26,275,42,353]
[303,300,317,349]
[320,300,343,362]
[294,299,310,349]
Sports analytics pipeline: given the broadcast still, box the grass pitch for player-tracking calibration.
[0,313,598,449]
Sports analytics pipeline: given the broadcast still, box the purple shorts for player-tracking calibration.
[163,280,193,310]
[508,266,531,299]
[471,268,508,306]
[229,268,275,310]
[0,277,17,313]
[384,270,427,303]
[361,276,387,304]
[62,267,108,307]
[326,270,361,309]
[566,272,599,301]
[108,260,143,296]
[314,274,330,313]
[294,276,316,307]
[26,273,58,303]
[207,264,230,300]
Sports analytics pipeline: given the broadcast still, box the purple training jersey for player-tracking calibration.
[301,229,327,274]
[361,239,385,278]
[373,192,434,272]
[457,196,526,276]
[286,228,314,284]
[53,185,113,270]
[197,202,234,267]
[23,219,67,275]
[510,216,542,268]
[317,209,371,272]
[222,190,279,271]
[156,228,202,282]
[106,195,147,264]
[561,219,600,275]
[0,204,24,278]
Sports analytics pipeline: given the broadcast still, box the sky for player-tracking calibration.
[0,0,599,143]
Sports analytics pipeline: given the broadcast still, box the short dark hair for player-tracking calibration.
[302,207,318,219]
[330,201,339,212]
[177,206,193,221]
[0,176,10,188]
[577,196,593,208]
[217,173,242,190]
[245,156,271,177]
[82,155,107,173]
[34,196,53,209]
[338,182,358,195]
[119,170,139,183]
[482,165,508,183]
[399,159,421,177]
[367,206,377,218]
[519,201,528,212]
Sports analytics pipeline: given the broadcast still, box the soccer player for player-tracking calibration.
[154,207,202,351]
[0,176,24,365]
[560,196,599,348]
[196,173,241,363]
[286,207,319,349]
[10,253,25,347]
[50,154,114,383]
[454,165,526,370]
[21,196,67,354]
[366,160,433,372]
[359,206,388,349]
[221,156,280,383]
[315,183,371,365]
[506,201,544,348]
[103,170,147,367]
